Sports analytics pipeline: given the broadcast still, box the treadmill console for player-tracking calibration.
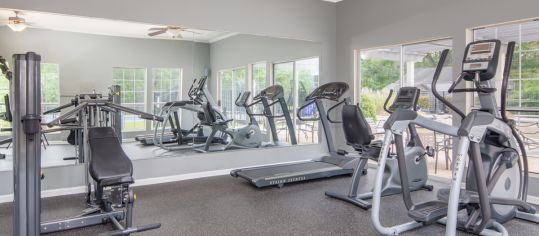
[462,40,500,81]
[388,87,420,112]
[305,82,349,101]
[254,85,284,101]
[235,91,251,107]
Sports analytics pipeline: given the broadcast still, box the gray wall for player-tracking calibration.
[0,0,335,195]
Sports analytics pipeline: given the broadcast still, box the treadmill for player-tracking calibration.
[230,82,358,188]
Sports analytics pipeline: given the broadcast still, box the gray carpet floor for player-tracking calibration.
[1,171,538,236]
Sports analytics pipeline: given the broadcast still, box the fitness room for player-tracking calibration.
[1,0,539,235]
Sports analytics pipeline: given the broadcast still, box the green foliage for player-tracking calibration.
[274,63,294,105]
[361,59,399,91]
[41,63,60,104]
[413,50,454,68]
[360,94,377,121]
[417,96,430,110]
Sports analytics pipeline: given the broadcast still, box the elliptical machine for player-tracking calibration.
[197,91,263,152]
[325,87,433,209]
[371,40,539,235]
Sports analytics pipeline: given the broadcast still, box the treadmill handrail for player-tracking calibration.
[326,98,351,123]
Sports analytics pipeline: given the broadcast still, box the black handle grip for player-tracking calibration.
[139,114,164,122]
[501,41,516,123]
[383,89,394,114]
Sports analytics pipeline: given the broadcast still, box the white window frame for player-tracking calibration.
[112,67,148,132]
[151,68,183,114]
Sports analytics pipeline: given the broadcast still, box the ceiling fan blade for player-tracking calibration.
[148,29,167,36]
[149,27,166,31]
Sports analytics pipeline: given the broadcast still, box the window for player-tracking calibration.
[474,19,539,173]
[0,63,60,134]
[218,67,247,127]
[274,57,320,144]
[152,68,182,114]
[252,63,268,98]
[0,73,9,135]
[357,39,453,178]
[41,63,61,122]
[113,67,146,131]
[251,63,269,135]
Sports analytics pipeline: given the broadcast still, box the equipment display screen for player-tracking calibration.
[470,43,492,54]
[465,42,496,62]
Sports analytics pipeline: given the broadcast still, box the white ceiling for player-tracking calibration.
[322,0,343,3]
[0,8,236,43]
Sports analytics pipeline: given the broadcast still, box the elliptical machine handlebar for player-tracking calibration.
[501,41,516,123]
[383,89,394,114]
[187,78,198,99]
[431,49,466,119]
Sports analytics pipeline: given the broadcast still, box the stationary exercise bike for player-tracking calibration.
[325,87,433,209]
[197,91,262,152]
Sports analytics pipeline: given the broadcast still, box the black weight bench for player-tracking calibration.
[89,127,134,187]
[41,127,161,235]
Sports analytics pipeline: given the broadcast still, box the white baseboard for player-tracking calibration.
[132,169,231,187]
[0,186,88,203]
[3,160,538,206]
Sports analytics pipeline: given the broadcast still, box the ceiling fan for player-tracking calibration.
[1,11,31,32]
[147,26,198,38]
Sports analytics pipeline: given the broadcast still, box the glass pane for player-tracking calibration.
[40,63,60,120]
[273,62,294,115]
[219,70,234,120]
[403,39,453,178]
[474,20,539,173]
[359,45,401,126]
[295,58,320,144]
[251,63,268,134]
[112,67,147,131]
[403,39,453,113]
[0,73,9,135]
[252,63,267,96]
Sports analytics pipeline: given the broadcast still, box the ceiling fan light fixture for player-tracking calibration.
[167,28,182,38]
[7,22,27,32]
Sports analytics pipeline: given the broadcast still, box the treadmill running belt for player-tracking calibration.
[234,161,352,187]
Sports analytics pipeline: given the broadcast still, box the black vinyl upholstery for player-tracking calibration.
[342,104,374,146]
[341,104,381,157]
[88,127,134,187]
